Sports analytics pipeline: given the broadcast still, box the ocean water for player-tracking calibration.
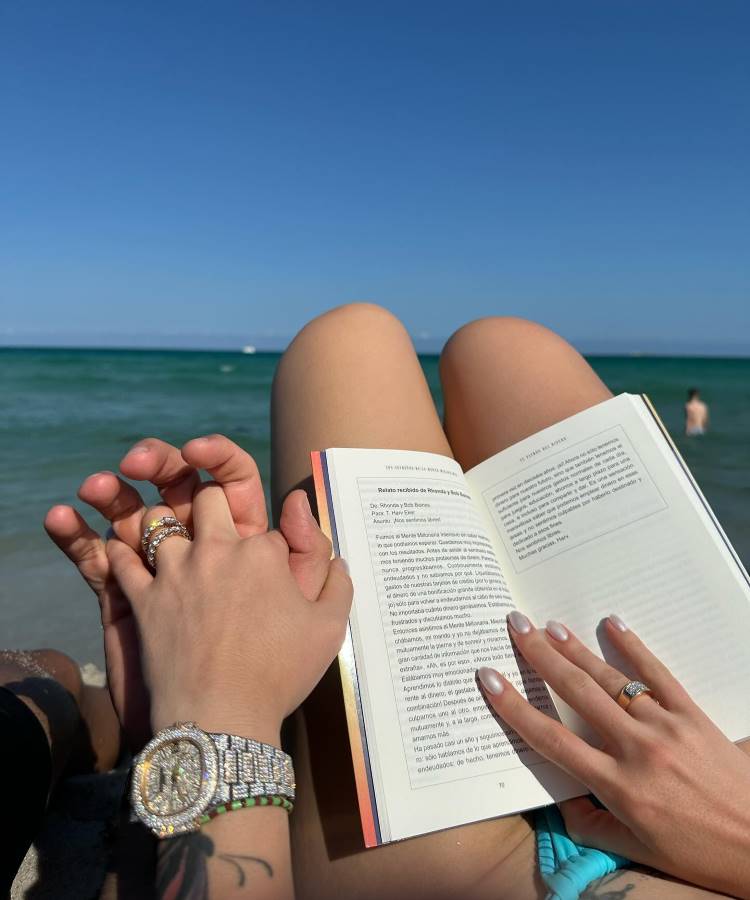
[2,348,748,667]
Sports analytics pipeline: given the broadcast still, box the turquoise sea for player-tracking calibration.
[2,348,749,667]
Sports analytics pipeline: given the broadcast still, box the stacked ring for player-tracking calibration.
[141,516,184,553]
[141,516,192,568]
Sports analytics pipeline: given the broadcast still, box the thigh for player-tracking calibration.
[271,302,451,515]
[440,317,612,470]
[272,304,541,900]
[438,319,732,898]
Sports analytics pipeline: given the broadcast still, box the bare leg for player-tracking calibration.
[0,648,120,893]
[272,304,540,900]
[440,317,726,898]
[0,648,120,778]
[273,307,723,900]
[440,317,612,468]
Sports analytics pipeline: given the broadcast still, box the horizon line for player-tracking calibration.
[1,340,749,360]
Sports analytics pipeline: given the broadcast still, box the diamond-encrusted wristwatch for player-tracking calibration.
[130,722,295,838]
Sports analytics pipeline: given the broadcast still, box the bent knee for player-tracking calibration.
[441,316,572,373]
[276,303,410,381]
[296,302,407,343]
[0,648,83,704]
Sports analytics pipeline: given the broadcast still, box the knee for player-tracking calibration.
[275,303,410,381]
[440,316,570,376]
[293,302,407,347]
[30,650,84,703]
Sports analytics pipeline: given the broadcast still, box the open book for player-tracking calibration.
[311,394,750,847]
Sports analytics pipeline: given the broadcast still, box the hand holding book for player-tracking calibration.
[313,394,750,847]
[478,612,750,898]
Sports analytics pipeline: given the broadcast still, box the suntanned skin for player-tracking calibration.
[1,649,120,896]
[685,394,709,435]
[271,303,728,900]
[0,648,120,780]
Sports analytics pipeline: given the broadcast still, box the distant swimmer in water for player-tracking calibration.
[685,387,709,436]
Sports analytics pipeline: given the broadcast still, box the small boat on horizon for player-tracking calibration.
[241,345,257,354]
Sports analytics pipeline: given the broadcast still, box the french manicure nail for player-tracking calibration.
[508,610,532,634]
[609,614,628,632]
[546,620,569,641]
[129,443,150,454]
[477,667,504,696]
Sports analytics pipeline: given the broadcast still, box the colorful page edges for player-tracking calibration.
[310,451,382,847]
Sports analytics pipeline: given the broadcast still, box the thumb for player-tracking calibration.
[317,557,353,628]
[280,489,332,600]
[559,797,655,866]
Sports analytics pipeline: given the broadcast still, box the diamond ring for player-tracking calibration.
[141,516,192,568]
[616,680,654,710]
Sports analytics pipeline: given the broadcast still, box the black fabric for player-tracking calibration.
[0,686,52,895]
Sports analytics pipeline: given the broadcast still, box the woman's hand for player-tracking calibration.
[477,612,750,898]
[108,486,351,743]
[46,435,341,747]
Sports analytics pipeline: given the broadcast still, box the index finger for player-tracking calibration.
[476,667,615,793]
[181,435,268,536]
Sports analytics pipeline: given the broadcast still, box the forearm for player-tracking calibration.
[156,808,293,900]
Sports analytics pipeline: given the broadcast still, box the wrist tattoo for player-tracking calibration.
[156,832,273,899]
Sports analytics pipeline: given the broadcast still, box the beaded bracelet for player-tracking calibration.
[198,794,294,826]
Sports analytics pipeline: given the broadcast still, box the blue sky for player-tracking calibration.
[2,1,749,353]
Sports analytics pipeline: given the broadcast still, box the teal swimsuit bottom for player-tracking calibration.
[535,804,631,900]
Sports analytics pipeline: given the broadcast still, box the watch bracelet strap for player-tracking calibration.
[209,733,295,808]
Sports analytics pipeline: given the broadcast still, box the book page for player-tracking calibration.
[319,448,581,844]
[466,394,750,743]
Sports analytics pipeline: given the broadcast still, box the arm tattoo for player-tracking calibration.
[157,833,211,900]
[156,832,273,899]
[581,871,636,899]
[218,852,273,885]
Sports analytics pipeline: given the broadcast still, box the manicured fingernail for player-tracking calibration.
[508,610,532,634]
[338,557,350,575]
[477,667,504,696]
[546,620,569,641]
[129,443,150,454]
[609,614,628,632]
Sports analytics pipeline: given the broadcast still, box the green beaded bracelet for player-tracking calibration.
[198,795,294,826]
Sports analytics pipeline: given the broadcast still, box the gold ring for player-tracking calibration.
[616,680,654,710]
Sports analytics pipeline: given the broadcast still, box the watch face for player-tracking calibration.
[132,723,218,837]
[143,738,204,815]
